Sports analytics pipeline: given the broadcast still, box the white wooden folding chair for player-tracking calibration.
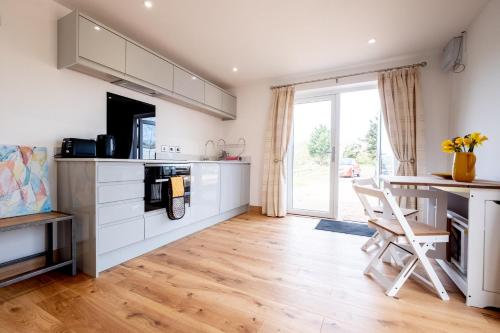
[353,183,450,300]
[352,178,418,252]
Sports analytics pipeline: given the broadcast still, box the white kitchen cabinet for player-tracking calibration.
[204,83,223,110]
[97,182,144,204]
[57,159,249,277]
[240,164,251,206]
[98,199,144,226]
[484,201,500,294]
[145,208,192,239]
[191,163,221,222]
[97,163,144,183]
[78,16,126,72]
[222,92,237,117]
[98,217,145,254]
[220,164,250,212]
[125,42,174,92]
[173,67,205,103]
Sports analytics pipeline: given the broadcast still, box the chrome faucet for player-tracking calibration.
[203,140,215,160]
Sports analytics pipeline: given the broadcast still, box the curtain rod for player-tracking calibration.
[270,61,427,90]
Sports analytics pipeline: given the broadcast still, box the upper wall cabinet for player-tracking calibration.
[222,92,237,117]
[173,67,204,103]
[58,10,237,120]
[204,82,223,110]
[125,42,173,92]
[78,17,126,73]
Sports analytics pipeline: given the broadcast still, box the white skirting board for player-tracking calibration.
[96,205,248,276]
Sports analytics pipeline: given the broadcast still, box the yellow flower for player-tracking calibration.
[464,137,472,146]
[441,139,455,153]
[477,135,488,145]
[454,137,464,146]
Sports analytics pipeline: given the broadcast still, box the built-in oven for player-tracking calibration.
[447,211,468,274]
[144,164,191,212]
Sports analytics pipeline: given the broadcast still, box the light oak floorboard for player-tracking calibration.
[0,212,499,332]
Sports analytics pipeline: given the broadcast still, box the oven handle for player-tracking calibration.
[155,176,189,183]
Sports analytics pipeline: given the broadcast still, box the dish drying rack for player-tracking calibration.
[217,138,246,160]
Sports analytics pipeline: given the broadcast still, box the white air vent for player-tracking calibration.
[441,32,466,73]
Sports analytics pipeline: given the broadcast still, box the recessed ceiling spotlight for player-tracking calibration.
[94,26,101,31]
[191,76,197,80]
[232,67,238,72]
[144,1,153,8]
[368,38,376,44]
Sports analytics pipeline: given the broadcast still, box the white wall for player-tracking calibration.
[0,0,225,263]
[225,53,452,206]
[449,0,500,180]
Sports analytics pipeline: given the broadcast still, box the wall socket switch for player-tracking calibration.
[175,146,182,153]
[168,146,175,153]
[161,145,168,152]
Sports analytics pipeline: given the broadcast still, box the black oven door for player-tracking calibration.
[145,178,169,212]
[144,165,190,212]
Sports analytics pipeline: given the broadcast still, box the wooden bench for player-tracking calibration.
[0,211,76,288]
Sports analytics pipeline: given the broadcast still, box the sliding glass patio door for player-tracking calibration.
[287,85,395,221]
[287,95,337,218]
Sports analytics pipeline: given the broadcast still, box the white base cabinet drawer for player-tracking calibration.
[145,208,191,239]
[98,182,144,203]
[97,163,144,183]
[98,217,145,254]
[98,200,144,226]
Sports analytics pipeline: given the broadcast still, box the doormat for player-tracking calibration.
[315,219,375,237]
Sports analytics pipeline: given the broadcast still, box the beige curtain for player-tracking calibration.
[261,86,295,217]
[378,67,422,208]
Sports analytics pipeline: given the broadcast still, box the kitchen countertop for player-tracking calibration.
[54,158,250,164]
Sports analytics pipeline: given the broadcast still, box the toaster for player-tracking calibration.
[61,138,96,158]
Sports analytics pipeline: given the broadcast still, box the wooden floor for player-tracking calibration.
[0,211,499,333]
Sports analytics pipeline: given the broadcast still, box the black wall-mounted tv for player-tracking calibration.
[107,92,156,159]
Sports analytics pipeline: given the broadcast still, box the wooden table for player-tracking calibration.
[381,176,500,308]
[0,211,76,288]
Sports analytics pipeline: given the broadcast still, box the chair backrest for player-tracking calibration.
[352,178,378,188]
[352,180,417,239]
[352,179,385,220]
[380,188,418,239]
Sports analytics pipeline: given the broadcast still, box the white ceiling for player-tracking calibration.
[56,0,487,88]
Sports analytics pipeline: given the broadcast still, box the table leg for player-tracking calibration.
[381,181,394,263]
[71,218,77,276]
[433,189,448,259]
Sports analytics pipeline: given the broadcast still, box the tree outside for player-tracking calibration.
[341,116,378,164]
[307,124,331,165]
[363,116,378,161]
[306,116,378,166]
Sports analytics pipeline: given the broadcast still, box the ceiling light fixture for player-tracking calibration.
[368,38,376,44]
[191,76,197,80]
[94,26,101,31]
[144,1,153,8]
[232,67,238,72]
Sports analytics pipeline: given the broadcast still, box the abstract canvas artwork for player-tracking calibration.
[0,145,52,218]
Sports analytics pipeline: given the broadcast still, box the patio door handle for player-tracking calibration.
[330,146,335,163]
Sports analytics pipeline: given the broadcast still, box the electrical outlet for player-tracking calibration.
[161,145,168,152]
[169,146,175,153]
[175,146,182,153]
